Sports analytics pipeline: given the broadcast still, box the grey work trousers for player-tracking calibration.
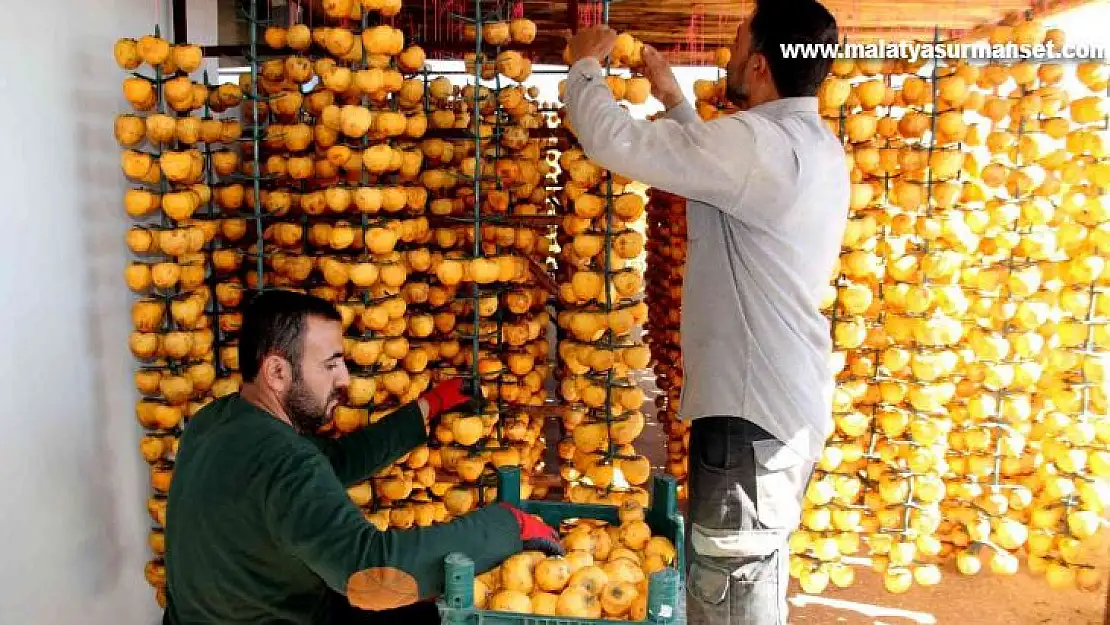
[684,416,815,625]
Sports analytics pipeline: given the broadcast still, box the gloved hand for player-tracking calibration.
[421,377,485,420]
[499,503,566,557]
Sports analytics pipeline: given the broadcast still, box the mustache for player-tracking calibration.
[284,385,347,436]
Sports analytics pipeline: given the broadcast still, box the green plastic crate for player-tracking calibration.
[438,467,685,625]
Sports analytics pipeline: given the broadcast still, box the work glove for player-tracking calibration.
[499,503,566,557]
[421,376,486,420]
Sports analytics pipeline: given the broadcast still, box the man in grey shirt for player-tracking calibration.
[564,1,848,623]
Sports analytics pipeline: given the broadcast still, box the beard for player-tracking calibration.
[283,372,340,436]
[723,75,750,108]
[725,56,750,108]
[726,81,749,107]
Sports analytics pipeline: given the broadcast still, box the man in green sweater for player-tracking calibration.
[163,289,561,624]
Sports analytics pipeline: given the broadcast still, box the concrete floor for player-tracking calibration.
[786,563,1107,625]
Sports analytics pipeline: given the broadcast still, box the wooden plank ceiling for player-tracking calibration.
[397,0,1045,65]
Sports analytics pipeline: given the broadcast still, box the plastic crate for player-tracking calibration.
[438,467,685,625]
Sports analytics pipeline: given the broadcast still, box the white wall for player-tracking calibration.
[0,1,213,623]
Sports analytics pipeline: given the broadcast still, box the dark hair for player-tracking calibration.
[238,289,342,382]
[749,0,839,98]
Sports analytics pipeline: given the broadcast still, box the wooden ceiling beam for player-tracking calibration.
[407,0,1103,63]
[952,0,1099,41]
[523,0,1030,17]
[597,18,988,35]
[596,10,1019,25]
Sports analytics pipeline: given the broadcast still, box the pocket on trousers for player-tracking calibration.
[687,559,730,605]
[691,417,744,474]
[752,439,809,529]
[687,551,786,625]
[728,551,785,625]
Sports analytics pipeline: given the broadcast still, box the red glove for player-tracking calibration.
[421,377,470,420]
[499,503,565,556]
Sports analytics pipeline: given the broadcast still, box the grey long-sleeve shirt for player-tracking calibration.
[564,58,851,463]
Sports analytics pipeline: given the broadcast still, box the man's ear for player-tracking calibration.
[751,51,770,77]
[260,353,293,393]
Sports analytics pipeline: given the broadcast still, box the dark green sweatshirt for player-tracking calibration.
[162,393,522,624]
